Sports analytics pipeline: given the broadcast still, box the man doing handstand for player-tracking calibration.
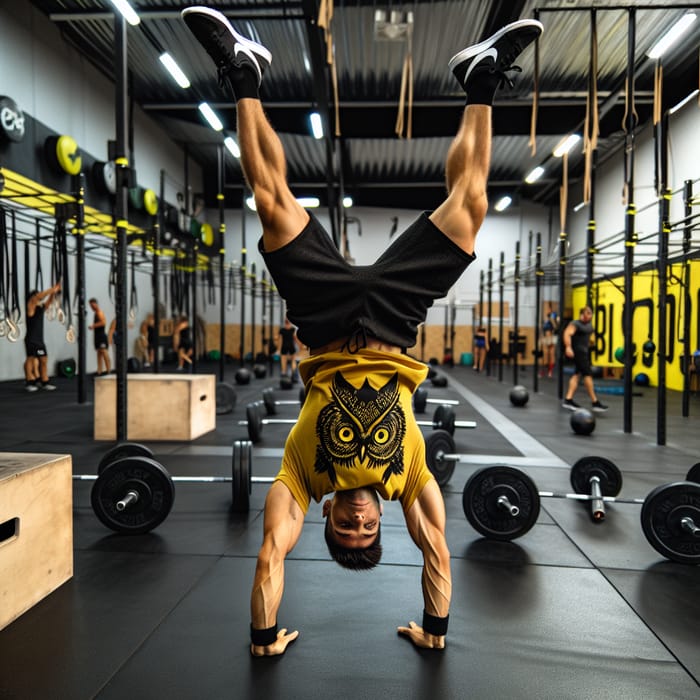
[183,5,542,657]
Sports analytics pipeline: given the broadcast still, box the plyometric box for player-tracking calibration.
[94,373,216,441]
[0,453,74,631]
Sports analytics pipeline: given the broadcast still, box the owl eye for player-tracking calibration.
[337,426,355,443]
[373,427,390,444]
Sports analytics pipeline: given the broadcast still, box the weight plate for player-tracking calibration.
[262,387,277,415]
[413,387,428,414]
[686,462,700,484]
[424,429,456,487]
[91,456,174,534]
[570,456,622,497]
[231,440,251,512]
[640,481,700,565]
[215,381,237,415]
[246,402,263,443]
[98,442,154,474]
[433,404,455,435]
[463,466,540,541]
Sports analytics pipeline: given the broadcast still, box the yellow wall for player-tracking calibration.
[571,260,699,391]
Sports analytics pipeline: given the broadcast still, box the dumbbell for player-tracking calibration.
[262,386,306,415]
[413,386,459,414]
[74,440,273,533]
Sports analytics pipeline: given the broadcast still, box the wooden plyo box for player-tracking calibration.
[0,453,74,631]
[94,373,216,441]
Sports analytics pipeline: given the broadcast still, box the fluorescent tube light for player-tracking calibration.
[553,134,581,157]
[199,102,223,131]
[494,195,512,212]
[296,197,320,208]
[108,0,140,26]
[670,88,699,114]
[647,12,696,59]
[159,53,190,89]
[224,136,240,158]
[310,112,323,139]
[524,166,545,184]
[573,201,586,212]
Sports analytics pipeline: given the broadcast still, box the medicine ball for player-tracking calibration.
[235,368,251,385]
[571,408,595,436]
[253,364,267,379]
[634,372,650,387]
[509,384,529,407]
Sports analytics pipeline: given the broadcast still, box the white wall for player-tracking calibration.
[0,4,202,381]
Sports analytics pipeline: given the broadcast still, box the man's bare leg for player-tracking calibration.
[430,19,543,254]
[181,7,307,252]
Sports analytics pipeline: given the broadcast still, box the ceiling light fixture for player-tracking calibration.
[573,201,586,212]
[494,195,512,212]
[343,196,353,208]
[553,134,581,157]
[107,0,140,26]
[310,112,323,139]
[670,88,700,114]
[647,12,696,59]
[524,166,545,184]
[199,102,223,131]
[374,9,413,41]
[224,136,240,158]
[159,52,190,89]
[247,195,319,211]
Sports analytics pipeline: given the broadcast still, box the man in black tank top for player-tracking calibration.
[24,284,61,391]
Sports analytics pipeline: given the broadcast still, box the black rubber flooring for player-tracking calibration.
[1,360,699,699]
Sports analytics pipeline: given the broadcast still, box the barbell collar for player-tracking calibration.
[497,494,520,517]
[680,517,700,537]
[116,490,139,511]
[590,475,605,521]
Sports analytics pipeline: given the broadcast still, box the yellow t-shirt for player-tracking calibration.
[275,348,433,514]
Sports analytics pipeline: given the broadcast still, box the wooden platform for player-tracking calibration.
[0,453,73,631]
[93,373,216,441]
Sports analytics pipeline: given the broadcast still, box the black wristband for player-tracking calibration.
[422,610,449,636]
[250,623,278,646]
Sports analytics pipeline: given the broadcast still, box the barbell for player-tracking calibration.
[241,400,476,444]
[262,386,306,415]
[412,386,459,414]
[74,439,272,533]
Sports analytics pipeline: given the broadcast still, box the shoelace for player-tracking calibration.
[341,323,368,354]
[491,63,522,91]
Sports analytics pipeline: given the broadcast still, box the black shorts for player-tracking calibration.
[573,348,592,377]
[94,330,108,350]
[25,340,47,358]
[259,212,474,350]
[280,345,296,356]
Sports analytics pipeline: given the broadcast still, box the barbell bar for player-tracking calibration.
[241,400,476,444]
[262,386,306,415]
[413,386,459,414]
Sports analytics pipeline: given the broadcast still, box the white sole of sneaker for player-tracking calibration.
[182,6,272,64]
[448,19,543,72]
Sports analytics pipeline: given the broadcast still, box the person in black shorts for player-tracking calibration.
[183,4,542,656]
[276,316,298,379]
[473,325,489,372]
[174,315,193,370]
[24,283,61,392]
[561,305,608,412]
[89,298,111,376]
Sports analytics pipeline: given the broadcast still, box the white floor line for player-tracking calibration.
[441,376,569,468]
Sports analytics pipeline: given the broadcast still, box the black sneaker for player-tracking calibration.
[562,398,580,411]
[182,6,271,87]
[448,19,543,92]
[592,400,608,413]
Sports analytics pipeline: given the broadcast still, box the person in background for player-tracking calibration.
[173,315,193,371]
[277,316,298,380]
[473,325,489,372]
[540,305,558,378]
[89,298,111,376]
[23,283,61,392]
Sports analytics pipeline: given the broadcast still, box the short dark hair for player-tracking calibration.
[27,290,38,301]
[89,297,98,304]
[324,517,382,570]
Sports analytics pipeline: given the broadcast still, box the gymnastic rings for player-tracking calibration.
[56,307,65,325]
[6,318,20,342]
[0,318,7,338]
[45,300,57,322]
[128,306,137,321]
[66,325,76,343]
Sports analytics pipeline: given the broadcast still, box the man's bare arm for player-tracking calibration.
[250,480,305,656]
[398,478,452,649]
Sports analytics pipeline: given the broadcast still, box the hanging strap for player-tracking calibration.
[129,250,138,320]
[528,11,541,157]
[583,11,599,204]
[34,220,44,291]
